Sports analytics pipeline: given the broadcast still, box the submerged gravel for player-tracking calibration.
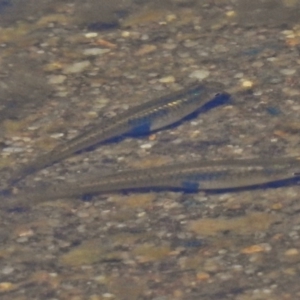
[1,0,300,299]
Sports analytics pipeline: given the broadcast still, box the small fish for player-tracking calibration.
[4,156,300,209]
[7,82,230,186]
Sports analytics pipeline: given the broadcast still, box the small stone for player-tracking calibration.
[0,282,14,292]
[84,32,98,38]
[281,30,295,37]
[280,68,296,76]
[242,80,254,88]
[282,87,300,96]
[102,293,114,298]
[2,267,14,275]
[121,31,130,37]
[140,34,149,40]
[49,133,64,139]
[189,69,210,80]
[241,244,268,254]
[63,60,91,74]
[203,260,221,272]
[77,211,90,218]
[285,248,299,256]
[232,147,243,154]
[226,10,236,17]
[83,48,110,56]
[48,75,66,84]
[77,225,86,233]
[17,228,34,237]
[16,237,29,243]
[196,272,210,281]
[183,40,199,48]
[166,14,177,22]
[252,61,264,68]
[135,44,157,56]
[163,43,177,50]
[87,111,98,118]
[140,143,153,149]
[178,52,190,58]
[159,76,175,83]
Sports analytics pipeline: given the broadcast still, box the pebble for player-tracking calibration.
[280,68,296,76]
[194,195,208,202]
[140,143,153,149]
[189,69,210,80]
[135,44,157,56]
[77,225,86,233]
[0,282,14,292]
[49,133,64,139]
[285,248,299,256]
[1,267,14,275]
[166,14,177,22]
[234,72,244,78]
[232,147,243,154]
[183,40,199,48]
[252,61,264,68]
[203,260,221,272]
[242,80,254,88]
[158,75,175,83]
[141,34,149,40]
[63,60,91,74]
[282,30,295,38]
[121,31,131,37]
[171,138,183,145]
[10,136,22,141]
[163,43,177,50]
[282,87,300,96]
[48,75,66,84]
[196,50,209,57]
[77,211,90,218]
[84,32,98,38]
[177,52,190,58]
[102,293,115,298]
[95,97,109,106]
[16,237,29,243]
[83,48,110,56]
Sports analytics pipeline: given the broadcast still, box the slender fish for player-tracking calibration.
[7,83,230,186]
[4,156,300,209]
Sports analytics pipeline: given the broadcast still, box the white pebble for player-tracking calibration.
[189,69,210,80]
[84,32,98,38]
[2,267,14,275]
[63,60,91,74]
[83,48,110,56]
[159,76,175,83]
[140,143,153,149]
[48,75,66,84]
[280,68,296,76]
[50,133,64,139]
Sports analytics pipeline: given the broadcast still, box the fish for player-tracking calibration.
[4,156,300,209]
[6,82,230,186]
